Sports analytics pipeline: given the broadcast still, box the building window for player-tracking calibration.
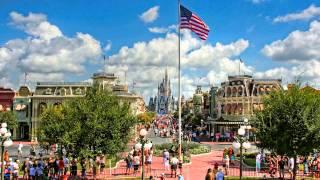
[60,88,66,96]
[74,88,82,95]
[38,103,47,116]
[45,88,52,95]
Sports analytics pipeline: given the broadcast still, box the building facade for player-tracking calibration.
[148,69,175,114]
[31,72,146,141]
[31,81,91,141]
[13,86,32,140]
[213,75,282,134]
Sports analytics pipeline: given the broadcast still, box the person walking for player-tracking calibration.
[146,150,153,173]
[205,168,213,180]
[125,152,133,175]
[288,157,294,179]
[35,163,44,180]
[63,156,69,175]
[70,158,77,176]
[303,156,309,174]
[18,142,23,158]
[170,155,179,178]
[225,155,230,175]
[256,152,261,173]
[58,157,64,177]
[100,155,106,175]
[80,157,87,178]
[12,159,19,180]
[215,167,225,180]
[133,154,140,175]
[163,149,170,171]
[29,164,36,180]
[278,156,285,179]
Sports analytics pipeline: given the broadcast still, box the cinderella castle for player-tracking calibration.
[148,69,175,114]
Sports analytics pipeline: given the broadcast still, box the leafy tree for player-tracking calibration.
[65,85,136,155]
[137,111,155,125]
[38,104,66,153]
[254,85,320,179]
[0,111,18,128]
[38,84,137,158]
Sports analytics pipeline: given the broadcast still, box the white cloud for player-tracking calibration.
[104,41,112,51]
[0,11,102,86]
[10,11,62,40]
[254,60,320,87]
[106,30,253,100]
[273,4,320,23]
[259,20,320,88]
[140,6,159,23]
[148,25,177,34]
[262,20,320,62]
[0,77,13,89]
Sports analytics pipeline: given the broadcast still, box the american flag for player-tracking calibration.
[180,5,210,40]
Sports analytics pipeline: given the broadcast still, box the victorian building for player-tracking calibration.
[31,72,146,141]
[148,69,175,114]
[213,75,282,134]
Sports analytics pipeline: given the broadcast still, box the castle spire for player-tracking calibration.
[165,67,168,82]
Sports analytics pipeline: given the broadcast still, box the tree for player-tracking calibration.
[38,84,137,158]
[0,111,18,128]
[38,104,66,153]
[137,112,155,125]
[253,85,320,179]
[65,85,137,155]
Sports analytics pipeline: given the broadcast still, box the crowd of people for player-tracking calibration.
[255,151,320,179]
[153,115,177,138]
[0,146,107,180]
[125,143,154,176]
[205,162,225,180]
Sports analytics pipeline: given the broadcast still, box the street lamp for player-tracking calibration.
[242,118,251,140]
[0,123,13,180]
[135,128,152,180]
[233,127,251,180]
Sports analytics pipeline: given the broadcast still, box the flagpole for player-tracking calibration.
[239,58,241,75]
[178,0,182,161]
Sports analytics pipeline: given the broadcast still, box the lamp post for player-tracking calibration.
[0,123,13,180]
[135,128,152,180]
[233,127,251,180]
[242,118,251,140]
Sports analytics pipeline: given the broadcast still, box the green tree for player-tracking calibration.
[0,111,18,128]
[38,84,137,158]
[38,104,66,153]
[254,85,320,179]
[137,111,155,125]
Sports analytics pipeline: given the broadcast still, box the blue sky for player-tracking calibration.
[0,0,320,99]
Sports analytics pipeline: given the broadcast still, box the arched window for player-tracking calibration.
[60,88,66,96]
[232,87,237,97]
[226,87,232,97]
[38,102,47,116]
[238,87,243,96]
[53,102,61,109]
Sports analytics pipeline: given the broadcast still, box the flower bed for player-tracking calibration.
[153,142,211,163]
